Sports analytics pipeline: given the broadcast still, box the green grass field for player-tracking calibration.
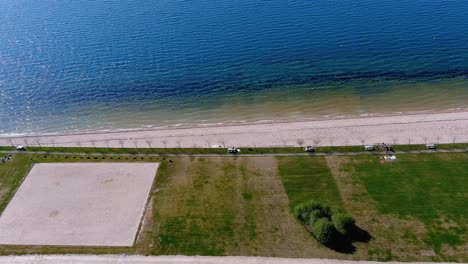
[278,156,343,209]
[0,151,466,261]
[349,153,468,257]
[150,156,342,258]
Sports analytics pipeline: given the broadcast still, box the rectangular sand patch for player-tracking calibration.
[0,163,158,247]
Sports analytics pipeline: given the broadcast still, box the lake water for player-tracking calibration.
[1,0,467,135]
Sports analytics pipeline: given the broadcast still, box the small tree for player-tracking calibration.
[161,140,168,149]
[105,140,111,151]
[145,139,153,151]
[91,140,97,152]
[297,138,304,147]
[311,218,335,244]
[218,138,226,148]
[35,138,42,151]
[281,139,287,147]
[294,203,311,222]
[332,212,355,235]
[359,138,365,146]
[295,201,357,246]
[310,208,331,223]
[8,138,15,148]
[313,138,321,147]
[50,139,55,150]
[294,201,331,224]
[118,139,125,152]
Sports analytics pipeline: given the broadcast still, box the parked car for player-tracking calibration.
[227,147,240,154]
[305,146,315,152]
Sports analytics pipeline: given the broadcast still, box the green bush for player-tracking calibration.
[295,200,356,245]
[309,210,323,224]
[294,203,311,222]
[309,206,331,223]
[332,212,355,235]
[310,218,335,244]
[294,200,326,223]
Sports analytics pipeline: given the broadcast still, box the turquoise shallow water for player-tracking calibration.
[0,0,467,134]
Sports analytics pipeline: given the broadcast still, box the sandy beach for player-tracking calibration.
[1,111,467,149]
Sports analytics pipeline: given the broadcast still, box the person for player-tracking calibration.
[381,143,395,154]
[381,143,388,154]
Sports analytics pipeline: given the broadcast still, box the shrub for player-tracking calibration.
[295,201,357,246]
[309,206,331,224]
[310,218,335,244]
[294,200,325,223]
[332,212,355,235]
[294,203,311,222]
[294,201,355,246]
[309,209,323,224]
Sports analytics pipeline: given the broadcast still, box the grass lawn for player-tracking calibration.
[150,156,343,258]
[0,154,342,258]
[0,152,466,261]
[278,156,343,209]
[278,154,467,262]
[0,155,34,214]
[348,153,468,260]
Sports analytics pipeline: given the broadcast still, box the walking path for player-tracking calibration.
[0,149,466,157]
[0,255,459,264]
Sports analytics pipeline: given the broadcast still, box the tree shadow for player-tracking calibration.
[350,225,372,242]
[324,225,372,254]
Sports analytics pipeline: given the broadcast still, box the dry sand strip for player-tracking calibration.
[1,111,468,148]
[0,255,460,264]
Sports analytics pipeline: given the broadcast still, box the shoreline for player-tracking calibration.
[1,110,467,148]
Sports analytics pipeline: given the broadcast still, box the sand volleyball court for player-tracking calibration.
[0,163,158,246]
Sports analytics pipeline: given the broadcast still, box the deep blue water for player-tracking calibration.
[1,0,467,134]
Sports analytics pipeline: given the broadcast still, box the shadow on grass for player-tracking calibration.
[324,225,372,254]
